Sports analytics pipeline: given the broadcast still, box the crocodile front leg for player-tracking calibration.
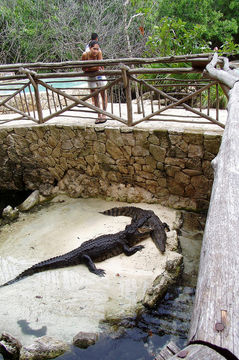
[122,244,145,256]
[82,255,106,277]
[163,222,170,231]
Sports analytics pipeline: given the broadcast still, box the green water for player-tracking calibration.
[0,77,85,95]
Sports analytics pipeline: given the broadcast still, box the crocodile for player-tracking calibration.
[100,206,170,253]
[0,214,152,288]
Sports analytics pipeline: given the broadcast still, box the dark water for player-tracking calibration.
[0,190,31,216]
[56,285,195,360]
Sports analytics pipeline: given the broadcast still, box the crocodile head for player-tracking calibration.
[137,225,153,234]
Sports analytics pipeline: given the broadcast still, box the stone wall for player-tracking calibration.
[0,124,221,211]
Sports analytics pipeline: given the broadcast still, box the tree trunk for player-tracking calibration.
[123,0,142,113]
[188,53,239,359]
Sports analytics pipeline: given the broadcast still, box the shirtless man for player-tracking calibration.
[82,40,107,124]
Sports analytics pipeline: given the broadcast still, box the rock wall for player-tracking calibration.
[0,124,221,211]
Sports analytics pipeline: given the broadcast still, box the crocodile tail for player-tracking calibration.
[0,277,19,288]
[0,264,44,287]
[0,255,67,288]
[0,270,30,288]
[100,206,144,219]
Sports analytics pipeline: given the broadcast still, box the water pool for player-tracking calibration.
[55,285,195,360]
[0,77,85,95]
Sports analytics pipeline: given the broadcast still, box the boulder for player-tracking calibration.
[2,206,19,221]
[0,332,22,360]
[73,332,98,349]
[20,336,69,360]
[17,191,40,212]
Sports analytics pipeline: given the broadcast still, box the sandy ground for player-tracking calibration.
[0,196,179,346]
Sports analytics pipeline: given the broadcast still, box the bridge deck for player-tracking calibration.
[0,103,226,134]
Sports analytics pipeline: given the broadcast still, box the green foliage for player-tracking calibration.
[146,17,211,57]
[201,84,227,109]
[154,0,238,45]
[0,0,85,63]
[219,40,239,55]
[214,0,239,42]
[143,0,238,56]
[138,62,202,99]
[0,0,238,63]
[0,0,58,62]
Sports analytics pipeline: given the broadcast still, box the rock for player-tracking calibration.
[106,140,123,160]
[20,336,69,360]
[180,211,206,233]
[2,206,19,221]
[149,144,166,162]
[191,175,210,197]
[167,177,185,196]
[0,332,22,360]
[188,144,203,158]
[73,332,98,349]
[18,190,40,212]
[143,253,183,308]
[166,230,179,251]
[204,136,221,154]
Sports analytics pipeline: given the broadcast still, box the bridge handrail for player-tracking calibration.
[0,53,226,128]
[0,53,223,74]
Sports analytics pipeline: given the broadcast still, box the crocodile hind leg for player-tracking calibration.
[82,255,106,277]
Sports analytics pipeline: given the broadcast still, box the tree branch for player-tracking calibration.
[206,52,238,89]
[126,13,144,30]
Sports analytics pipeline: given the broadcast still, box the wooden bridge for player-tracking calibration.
[0,53,225,128]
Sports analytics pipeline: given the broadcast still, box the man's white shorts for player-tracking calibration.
[86,75,107,89]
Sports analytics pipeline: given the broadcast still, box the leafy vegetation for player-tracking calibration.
[146,18,211,57]
[201,84,228,109]
[0,0,238,63]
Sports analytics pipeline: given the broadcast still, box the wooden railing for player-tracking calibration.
[0,53,225,128]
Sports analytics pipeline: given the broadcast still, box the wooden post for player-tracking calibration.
[31,77,43,123]
[19,67,43,123]
[156,341,180,359]
[120,64,133,126]
[167,344,227,359]
[187,53,239,359]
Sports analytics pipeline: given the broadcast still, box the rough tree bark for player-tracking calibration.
[123,0,143,113]
[187,53,239,359]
